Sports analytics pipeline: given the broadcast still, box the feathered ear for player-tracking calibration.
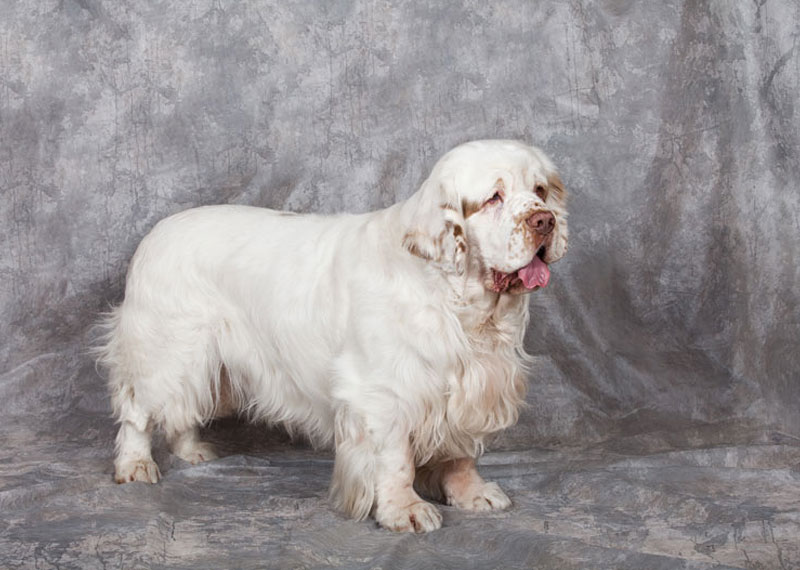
[402,177,468,275]
[546,172,567,204]
[544,170,569,262]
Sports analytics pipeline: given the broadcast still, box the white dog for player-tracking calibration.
[97,140,568,532]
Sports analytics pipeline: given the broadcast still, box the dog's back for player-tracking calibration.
[97,204,397,481]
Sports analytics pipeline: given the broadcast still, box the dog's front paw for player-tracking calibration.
[114,458,161,484]
[446,481,511,512]
[376,500,443,533]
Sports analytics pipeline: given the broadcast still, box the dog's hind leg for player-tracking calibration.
[167,426,218,465]
[164,363,239,464]
[112,383,160,484]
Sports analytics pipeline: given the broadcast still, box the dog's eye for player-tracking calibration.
[535,185,548,201]
[485,192,503,206]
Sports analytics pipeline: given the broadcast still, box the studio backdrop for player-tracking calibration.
[1,1,798,568]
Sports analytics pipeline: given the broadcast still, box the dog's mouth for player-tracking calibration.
[491,248,550,294]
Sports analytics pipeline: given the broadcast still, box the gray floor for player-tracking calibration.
[3,417,799,569]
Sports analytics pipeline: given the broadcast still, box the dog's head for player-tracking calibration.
[403,140,568,294]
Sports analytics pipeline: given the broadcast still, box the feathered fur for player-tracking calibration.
[95,139,568,532]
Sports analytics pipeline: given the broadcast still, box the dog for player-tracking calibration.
[96,139,568,532]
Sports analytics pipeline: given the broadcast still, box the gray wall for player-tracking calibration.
[1,0,798,446]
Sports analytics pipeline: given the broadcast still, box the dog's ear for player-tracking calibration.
[402,177,468,275]
[543,170,569,262]
[546,172,567,205]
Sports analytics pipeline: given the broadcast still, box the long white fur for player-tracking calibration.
[96,139,568,532]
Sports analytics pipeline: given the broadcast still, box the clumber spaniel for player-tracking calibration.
[97,140,568,532]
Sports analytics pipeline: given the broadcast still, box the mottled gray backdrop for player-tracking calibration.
[2,1,799,569]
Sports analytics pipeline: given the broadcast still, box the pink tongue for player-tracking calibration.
[519,256,550,289]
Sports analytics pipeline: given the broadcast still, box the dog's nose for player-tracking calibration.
[527,211,555,235]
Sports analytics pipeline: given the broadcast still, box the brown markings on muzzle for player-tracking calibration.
[511,208,554,252]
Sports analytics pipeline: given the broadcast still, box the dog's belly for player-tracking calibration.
[213,304,340,442]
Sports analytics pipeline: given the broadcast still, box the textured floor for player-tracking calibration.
[2,419,799,569]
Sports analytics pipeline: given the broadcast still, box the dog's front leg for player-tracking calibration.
[373,427,442,533]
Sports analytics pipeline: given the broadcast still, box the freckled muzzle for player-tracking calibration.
[527,211,555,236]
[490,208,557,294]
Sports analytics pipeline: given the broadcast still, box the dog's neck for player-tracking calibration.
[447,263,529,336]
